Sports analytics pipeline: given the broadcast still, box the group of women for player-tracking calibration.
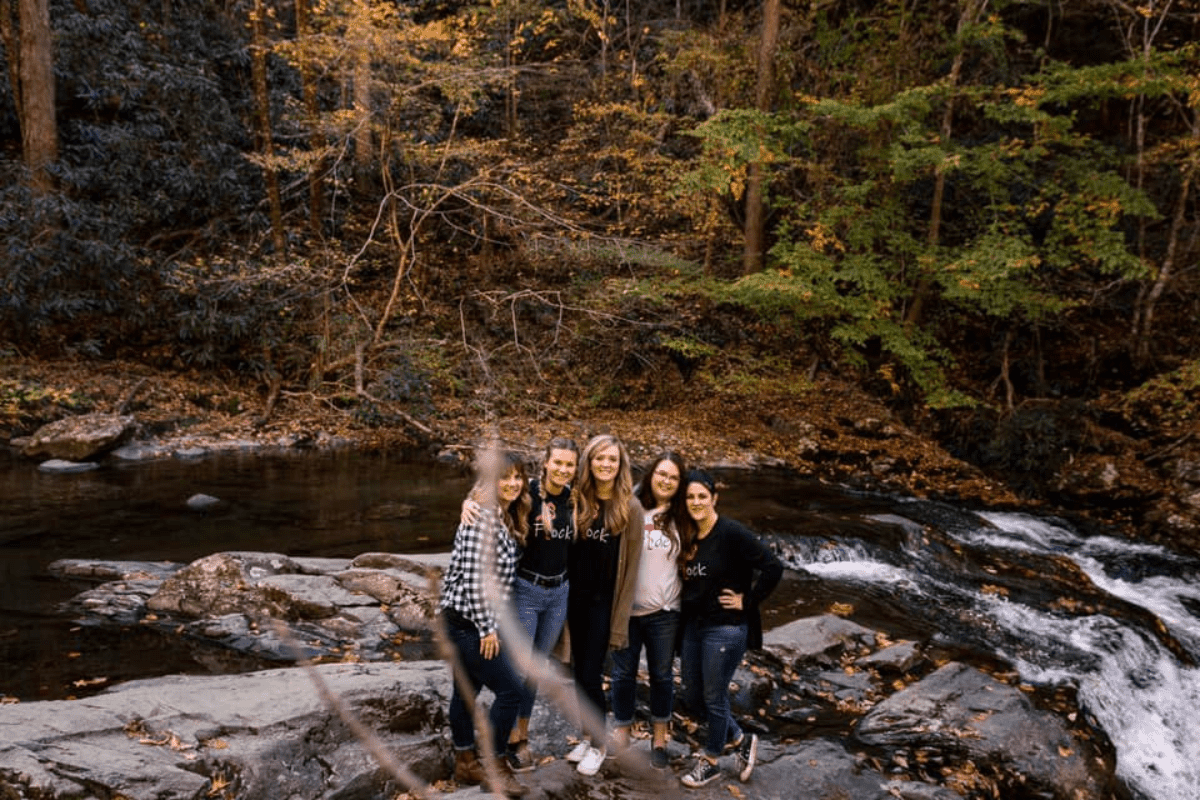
[437,435,783,797]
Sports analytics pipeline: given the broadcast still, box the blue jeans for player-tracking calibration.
[446,617,524,756]
[680,619,747,758]
[511,575,570,718]
[610,609,680,726]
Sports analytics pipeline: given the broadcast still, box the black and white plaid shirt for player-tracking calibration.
[438,505,520,637]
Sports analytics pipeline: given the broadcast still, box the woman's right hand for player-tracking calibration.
[461,498,482,526]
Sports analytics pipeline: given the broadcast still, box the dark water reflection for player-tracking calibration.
[0,447,477,698]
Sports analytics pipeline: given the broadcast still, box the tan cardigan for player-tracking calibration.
[605,496,646,651]
[552,496,646,661]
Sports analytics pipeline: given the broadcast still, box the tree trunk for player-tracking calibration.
[17,0,57,189]
[296,0,327,237]
[351,0,373,185]
[1132,114,1197,365]
[251,0,286,255]
[1116,0,1181,365]
[504,0,517,136]
[741,0,781,275]
[904,0,987,331]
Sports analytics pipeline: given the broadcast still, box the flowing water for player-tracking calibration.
[2,449,1198,799]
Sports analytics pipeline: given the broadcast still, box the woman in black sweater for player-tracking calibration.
[677,470,782,789]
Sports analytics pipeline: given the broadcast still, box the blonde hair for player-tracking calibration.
[573,434,634,537]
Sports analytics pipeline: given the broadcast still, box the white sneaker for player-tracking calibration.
[576,745,607,776]
[565,740,592,763]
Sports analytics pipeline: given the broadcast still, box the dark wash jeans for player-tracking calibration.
[610,608,680,726]
[680,617,747,758]
[445,613,524,756]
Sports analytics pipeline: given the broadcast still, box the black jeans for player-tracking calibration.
[567,589,613,735]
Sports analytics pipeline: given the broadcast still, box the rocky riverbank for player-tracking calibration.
[1,551,1110,800]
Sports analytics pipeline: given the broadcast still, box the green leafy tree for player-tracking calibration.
[676,1,1167,406]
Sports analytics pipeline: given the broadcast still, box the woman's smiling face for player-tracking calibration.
[650,459,681,505]
[686,481,717,523]
[543,447,577,493]
[590,444,621,484]
[498,467,525,504]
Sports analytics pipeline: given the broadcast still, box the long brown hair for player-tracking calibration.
[636,451,693,565]
[472,450,532,546]
[573,434,634,537]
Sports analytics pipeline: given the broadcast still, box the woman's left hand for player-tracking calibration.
[718,588,744,610]
[480,631,500,659]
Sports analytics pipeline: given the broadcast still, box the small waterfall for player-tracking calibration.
[978,512,1200,800]
[773,502,1200,800]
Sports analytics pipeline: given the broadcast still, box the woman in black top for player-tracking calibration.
[563,434,644,777]
[504,437,578,771]
[677,470,782,790]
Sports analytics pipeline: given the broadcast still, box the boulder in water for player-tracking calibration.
[22,413,135,461]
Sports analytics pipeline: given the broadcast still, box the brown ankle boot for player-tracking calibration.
[454,749,485,786]
[481,756,529,798]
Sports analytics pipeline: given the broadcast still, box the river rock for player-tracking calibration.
[0,660,1003,800]
[854,661,1102,799]
[36,459,101,473]
[763,613,878,667]
[750,738,961,800]
[53,552,444,663]
[858,640,924,673]
[146,552,298,619]
[186,492,222,511]
[41,554,1117,800]
[0,662,450,800]
[22,413,135,460]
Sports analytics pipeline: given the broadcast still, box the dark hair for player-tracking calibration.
[636,451,684,507]
[680,469,717,563]
[636,452,691,560]
[685,469,717,494]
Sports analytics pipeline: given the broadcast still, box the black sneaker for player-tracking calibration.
[680,756,721,788]
[734,732,758,782]
[651,746,669,770]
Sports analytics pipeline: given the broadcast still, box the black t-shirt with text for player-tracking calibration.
[568,499,620,598]
[519,478,574,578]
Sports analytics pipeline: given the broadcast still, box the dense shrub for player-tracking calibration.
[1,0,266,355]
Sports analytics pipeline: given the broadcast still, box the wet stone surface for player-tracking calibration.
[0,551,1118,800]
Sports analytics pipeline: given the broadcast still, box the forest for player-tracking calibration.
[2,0,1199,496]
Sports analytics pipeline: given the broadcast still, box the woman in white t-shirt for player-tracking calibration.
[608,451,693,769]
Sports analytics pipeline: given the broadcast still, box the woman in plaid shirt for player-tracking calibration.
[440,451,532,797]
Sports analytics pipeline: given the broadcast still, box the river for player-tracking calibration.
[2,447,1198,800]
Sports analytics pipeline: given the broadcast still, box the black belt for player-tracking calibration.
[518,568,568,588]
